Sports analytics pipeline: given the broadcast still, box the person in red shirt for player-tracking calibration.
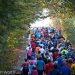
[30,40,36,50]
[44,59,54,75]
[53,50,59,61]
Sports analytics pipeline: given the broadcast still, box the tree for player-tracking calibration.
[0,0,45,71]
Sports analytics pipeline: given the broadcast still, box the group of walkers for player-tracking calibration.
[19,27,75,75]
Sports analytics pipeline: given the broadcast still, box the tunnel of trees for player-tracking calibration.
[0,0,75,71]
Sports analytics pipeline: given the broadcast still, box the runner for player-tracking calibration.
[20,27,75,75]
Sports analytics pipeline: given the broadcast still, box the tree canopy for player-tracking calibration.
[0,0,45,71]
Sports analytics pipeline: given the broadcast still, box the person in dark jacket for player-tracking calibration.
[60,60,71,75]
[22,63,29,75]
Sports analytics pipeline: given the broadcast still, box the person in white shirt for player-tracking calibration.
[39,46,45,54]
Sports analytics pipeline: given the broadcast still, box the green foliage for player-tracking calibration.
[0,0,45,70]
[63,19,75,44]
[7,29,23,49]
[0,49,16,71]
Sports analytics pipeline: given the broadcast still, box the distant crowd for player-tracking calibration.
[17,27,75,75]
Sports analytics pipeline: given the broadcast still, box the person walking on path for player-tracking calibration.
[37,57,45,75]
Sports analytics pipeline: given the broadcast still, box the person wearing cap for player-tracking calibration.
[61,48,68,56]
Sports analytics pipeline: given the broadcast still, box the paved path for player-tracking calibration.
[13,50,27,71]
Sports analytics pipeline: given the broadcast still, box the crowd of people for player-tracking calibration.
[19,27,75,75]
